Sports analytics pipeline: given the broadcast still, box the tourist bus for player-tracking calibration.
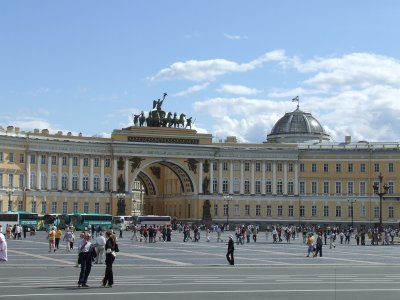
[62,213,113,231]
[112,215,134,230]
[0,211,38,230]
[136,215,171,226]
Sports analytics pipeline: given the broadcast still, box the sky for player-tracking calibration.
[1,1,400,143]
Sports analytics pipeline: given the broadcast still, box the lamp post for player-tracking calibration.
[372,172,389,231]
[132,199,137,216]
[6,188,14,211]
[348,199,356,229]
[116,193,126,216]
[223,195,232,231]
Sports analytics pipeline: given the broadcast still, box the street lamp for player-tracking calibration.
[223,195,232,231]
[132,199,137,216]
[6,188,14,211]
[348,199,356,229]
[116,193,126,216]
[372,172,389,231]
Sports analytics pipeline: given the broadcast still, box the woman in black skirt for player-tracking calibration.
[102,230,117,288]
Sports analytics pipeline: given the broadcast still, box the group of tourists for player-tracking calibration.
[129,224,173,243]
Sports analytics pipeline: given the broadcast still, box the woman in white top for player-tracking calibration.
[0,232,7,262]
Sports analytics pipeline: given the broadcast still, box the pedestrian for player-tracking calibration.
[314,232,323,257]
[95,231,106,264]
[102,230,118,288]
[48,227,56,252]
[63,229,73,252]
[0,231,7,262]
[55,227,63,249]
[306,233,315,257]
[77,233,93,288]
[226,234,235,265]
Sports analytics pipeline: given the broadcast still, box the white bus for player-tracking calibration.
[112,215,134,230]
[136,215,171,226]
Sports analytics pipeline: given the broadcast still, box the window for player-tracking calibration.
[104,177,110,192]
[222,179,228,194]
[348,205,353,217]
[277,205,282,217]
[360,163,366,173]
[335,181,342,194]
[336,206,341,217]
[83,158,89,167]
[255,180,261,194]
[0,152,3,162]
[0,173,3,189]
[83,175,89,191]
[51,173,57,190]
[311,205,317,217]
[288,205,293,217]
[40,173,46,189]
[62,156,67,166]
[8,174,14,188]
[223,162,228,171]
[245,204,250,216]
[300,205,305,217]
[360,182,366,196]
[72,175,79,190]
[288,163,294,172]
[41,154,46,164]
[30,154,36,164]
[336,163,341,172]
[347,181,354,195]
[311,181,317,195]
[244,162,250,171]
[267,205,272,216]
[300,163,305,172]
[233,178,240,193]
[213,163,217,171]
[234,204,240,216]
[266,163,272,172]
[288,181,294,195]
[374,206,380,218]
[388,182,394,194]
[84,202,89,213]
[63,202,68,214]
[30,172,36,189]
[94,176,100,191]
[388,206,394,218]
[51,156,57,165]
[52,201,57,214]
[277,163,282,172]
[62,174,68,190]
[31,201,37,213]
[299,181,305,195]
[323,182,329,195]
[9,152,14,163]
[214,204,218,217]
[374,163,380,172]
[389,163,394,173]
[312,163,317,172]
[41,201,47,214]
[277,180,283,194]
[255,162,261,172]
[19,154,24,163]
[244,180,250,194]
[105,158,111,168]
[18,200,23,211]
[256,204,261,216]
[213,179,217,194]
[266,180,272,194]
[95,203,100,214]
[105,203,111,214]
[73,157,78,166]
[223,204,228,216]
[323,164,329,172]
[73,202,79,214]
[0,200,2,212]
[348,163,353,172]
[94,158,100,168]
[324,205,329,217]
[360,206,366,218]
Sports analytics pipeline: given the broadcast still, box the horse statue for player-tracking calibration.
[185,117,193,129]
[139,111,146,127]
[132,113,140,126]
[146,111,153,127]
[176,113,186,128]
[163,112,172,127]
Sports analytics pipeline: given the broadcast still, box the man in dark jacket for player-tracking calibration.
[226,234,235,265]
[314,232,323,257]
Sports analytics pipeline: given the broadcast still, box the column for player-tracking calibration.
[100,157,105,192]
[79,157,83,191]
[68,156,73,191]
[27,154,31,190]
[37,153,41,190]
[283,161,288,195]
[272,161,277,195]
[112,158,117,192]
[261,161,266,195]
[229,160,234,194]
[294,162,299,195]
[209,161,214,194]
[125,158,129,193]
[47,154,51,190]
[198,160,203,194]
[240,160,244,194]
[90,157,94,191]
[251,160,255,195]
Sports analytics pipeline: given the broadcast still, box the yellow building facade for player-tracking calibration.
[1,108,400,229]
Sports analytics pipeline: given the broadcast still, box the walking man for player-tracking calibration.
[226,234,235,265]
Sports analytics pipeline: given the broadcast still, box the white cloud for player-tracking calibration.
[148,50,287,82]
[217,84,260,95]
[173,82,210,97]
[223,33,248,40]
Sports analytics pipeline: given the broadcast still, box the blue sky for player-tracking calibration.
[1,1,400,143]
